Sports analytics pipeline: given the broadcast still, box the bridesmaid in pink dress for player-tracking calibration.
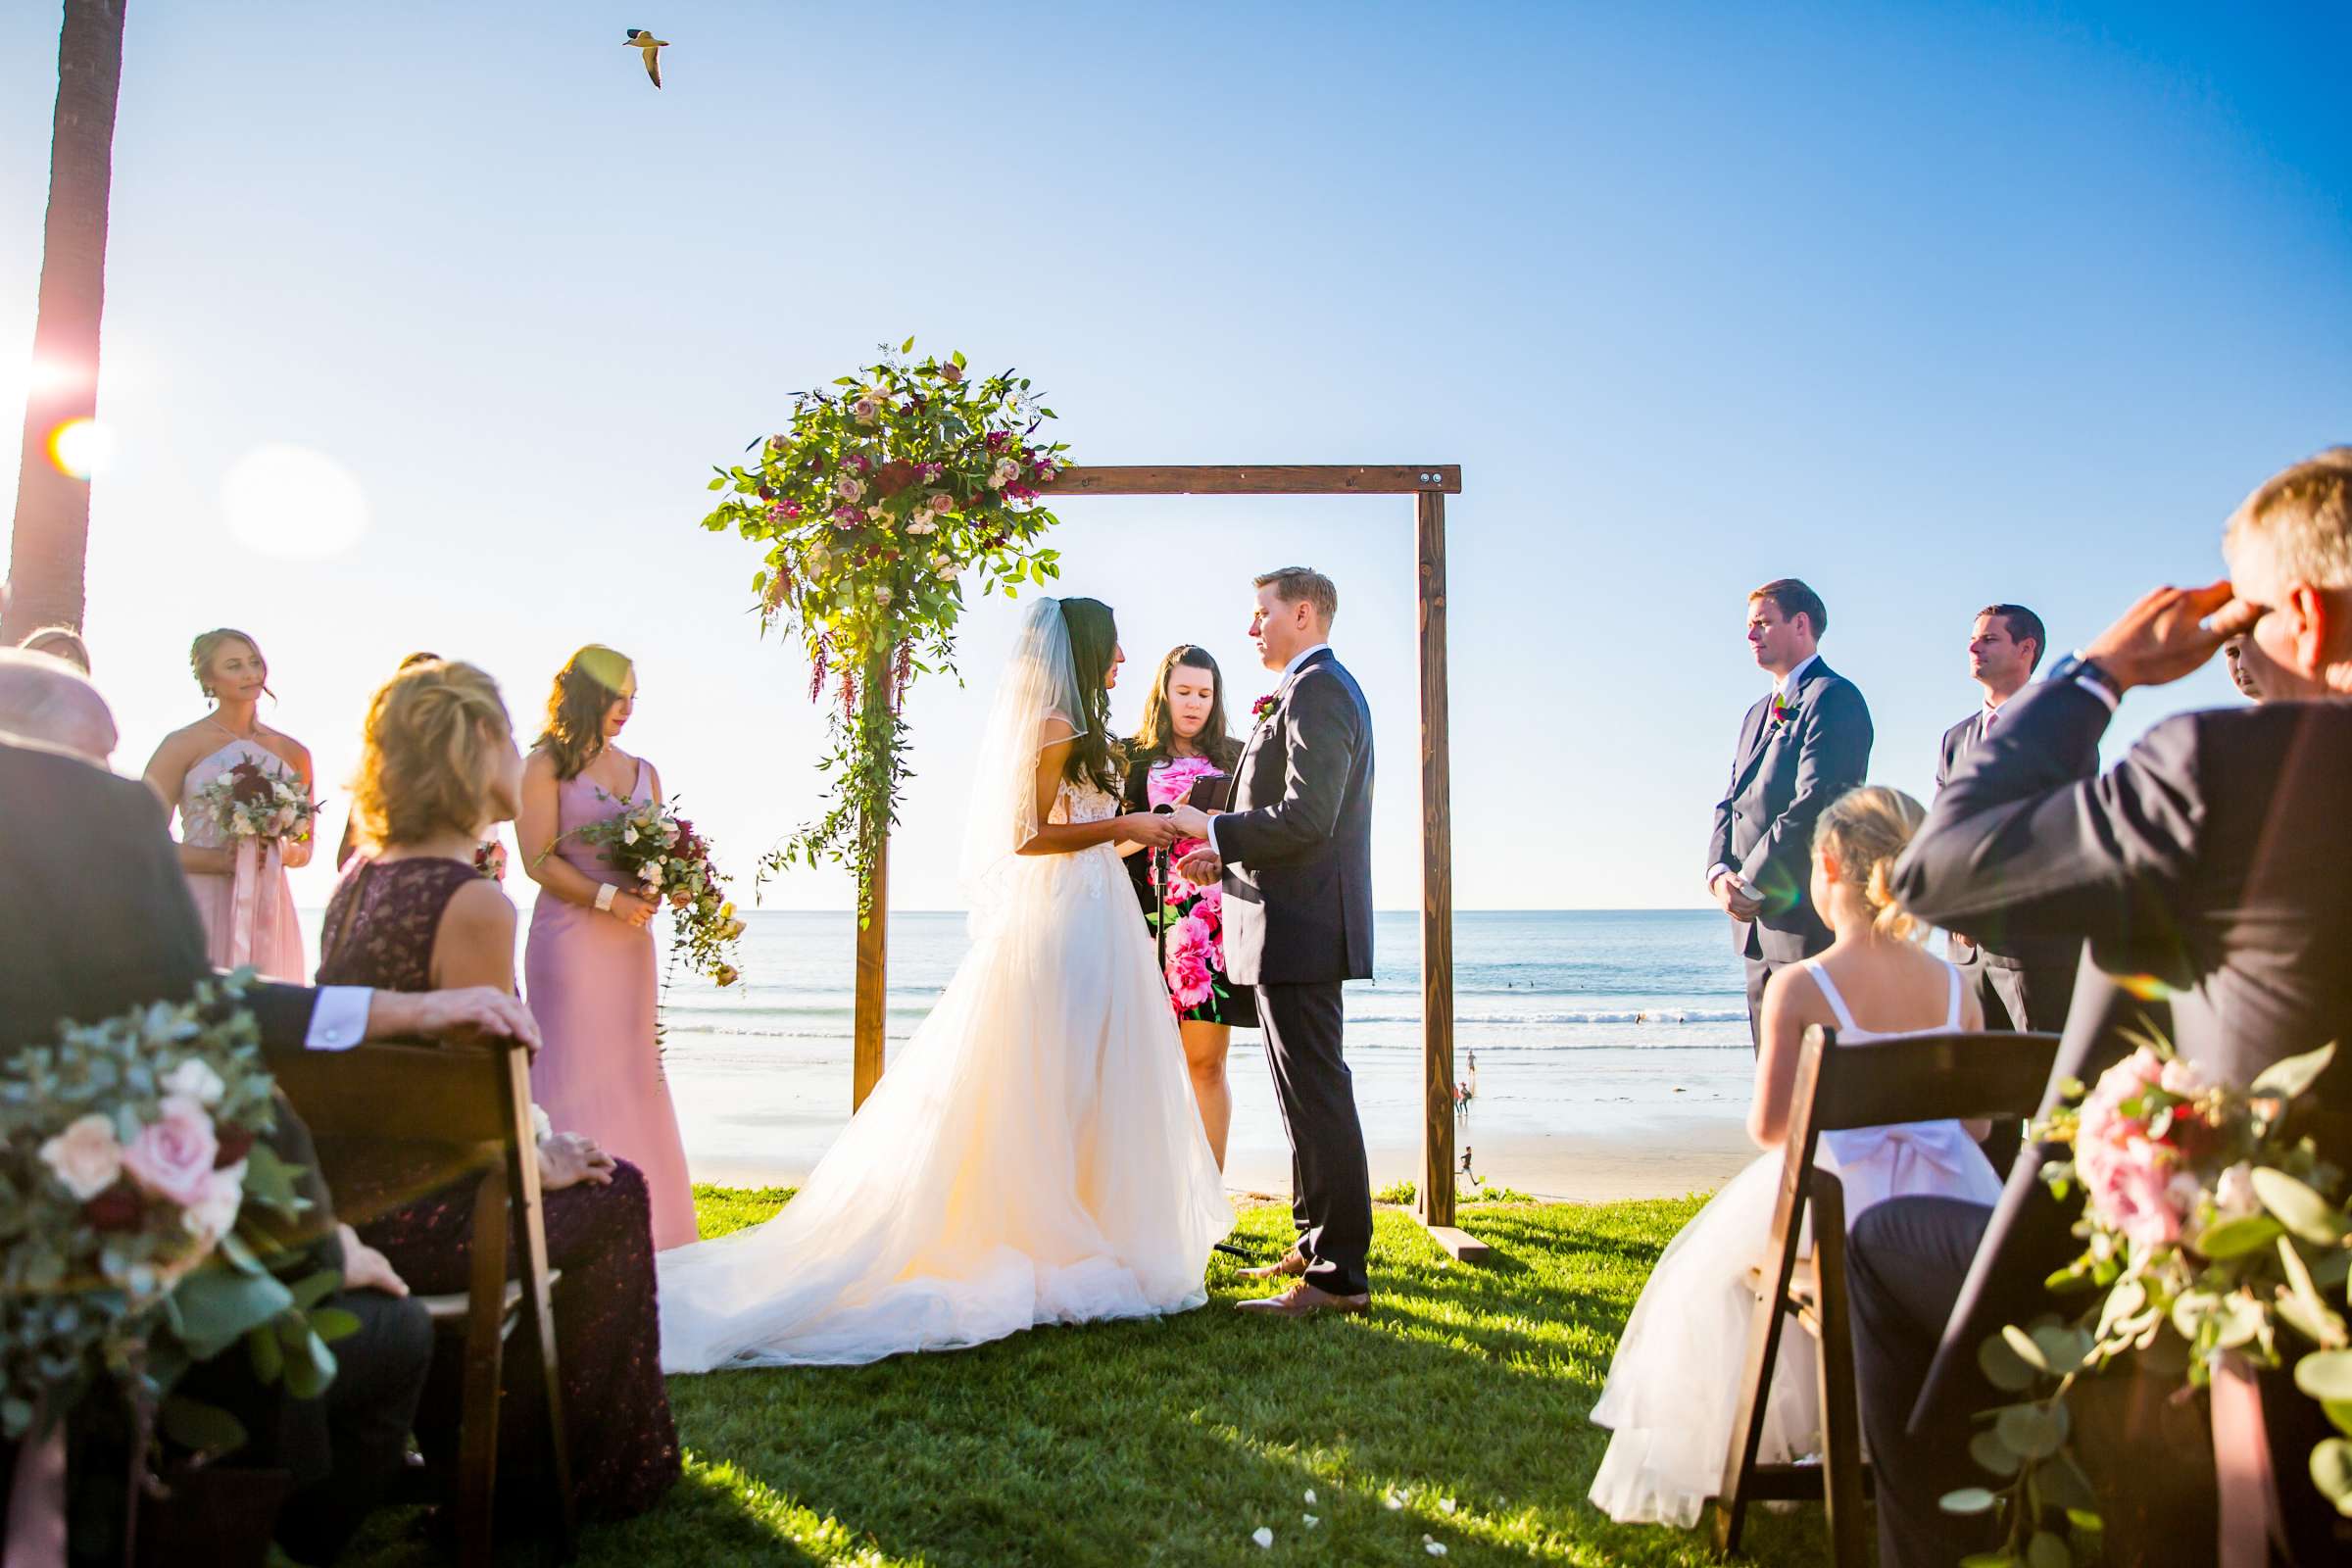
[517,645,698,1250]
[139,627,313,982]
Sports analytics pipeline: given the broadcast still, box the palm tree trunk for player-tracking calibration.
[3,0,127,643]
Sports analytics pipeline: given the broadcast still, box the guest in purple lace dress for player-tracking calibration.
[315,659,678,1524]
[517,645,698,1250]
[1120,644,1256,1169]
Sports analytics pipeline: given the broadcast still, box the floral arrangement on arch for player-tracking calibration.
[2,974,359,1455]
[702,339,1070,915]
[1944,1029,2352,1559]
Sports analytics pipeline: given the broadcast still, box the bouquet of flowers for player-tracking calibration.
[575,795,746,987]
[1947,1030,2352,1556]
[701,338,1072,916]
[2,973,356,1455]
[194,756,315,849]
[473,837,508,881]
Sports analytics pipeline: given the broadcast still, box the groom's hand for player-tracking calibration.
[1166,805,1214,840]
[1177,849,1223,886]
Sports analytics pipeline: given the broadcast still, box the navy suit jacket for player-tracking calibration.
[1932,701,2098,971]
[1893,684,2352,1420]
[1215,649,1375,987]
[1705,657,1873,962]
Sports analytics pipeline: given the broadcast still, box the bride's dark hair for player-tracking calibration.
[1056,598,1122,795]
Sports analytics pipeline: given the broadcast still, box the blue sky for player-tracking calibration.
[3,1,2346,913]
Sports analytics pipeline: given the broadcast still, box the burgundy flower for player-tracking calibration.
[84,1180,145,1233]
[874,459,917,497]
[213,1125,257,1169]
[757,484,774,501]
[227,760,275,808]
[939,362,964,384]
[985,431,1009,452]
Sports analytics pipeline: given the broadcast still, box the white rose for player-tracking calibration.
[874,585,895,605]
[835,474,865,502]
[927,491,955,514]
[183,1160,246,1243]
[990,457,1018,488]
[40,1113,123,1200]
[622,826,638,845]
[905,515,936,535]
[2214,1160,2261,1221]
[162,1058,226,1107]
[639,861,662,884]
[933,553,956,578]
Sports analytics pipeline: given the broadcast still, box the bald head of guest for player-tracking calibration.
[0,648,119,763]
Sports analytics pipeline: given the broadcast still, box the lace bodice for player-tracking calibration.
[1051,777,1121,826]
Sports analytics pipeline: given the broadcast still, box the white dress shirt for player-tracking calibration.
[305,987,372,1050]
[1204,643,1331,861]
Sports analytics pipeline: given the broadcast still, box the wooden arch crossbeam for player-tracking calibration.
[851,464,1485,1259]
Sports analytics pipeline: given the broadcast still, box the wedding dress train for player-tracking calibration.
[657,602,1232,1370]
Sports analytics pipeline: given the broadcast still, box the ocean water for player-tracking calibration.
[299,906,1760,1194]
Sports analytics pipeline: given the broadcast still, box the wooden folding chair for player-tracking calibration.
[1713,1025,2060,1567]
[271,1040,579,1568]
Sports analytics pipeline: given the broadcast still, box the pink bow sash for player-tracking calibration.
[2211,1351,2282,1568]
[224,837,285,972]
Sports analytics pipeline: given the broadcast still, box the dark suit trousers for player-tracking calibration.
[1258,981,1373,1297]
[1847,1197,2002,1568]
[1966,958,2079,1178]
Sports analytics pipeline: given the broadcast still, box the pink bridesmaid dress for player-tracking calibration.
[524,757,699,1250]
[178,735,308,983]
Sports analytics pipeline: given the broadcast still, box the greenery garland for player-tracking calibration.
[703,340,1070,916]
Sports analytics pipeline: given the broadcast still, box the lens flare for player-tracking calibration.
[220,443,370,560]
[45,417,116,480]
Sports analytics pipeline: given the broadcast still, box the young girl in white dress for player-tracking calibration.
[1589,785,2004,1528]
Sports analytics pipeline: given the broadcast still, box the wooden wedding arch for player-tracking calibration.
[848,464,1483,1256]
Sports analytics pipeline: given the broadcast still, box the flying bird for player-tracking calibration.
[625,28,668,89]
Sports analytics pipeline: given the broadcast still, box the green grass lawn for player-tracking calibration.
[356,1186,1826,1566]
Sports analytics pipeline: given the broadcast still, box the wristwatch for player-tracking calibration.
[2044,652,2122,708]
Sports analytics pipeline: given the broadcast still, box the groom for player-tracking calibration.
[1170,567,1376,1318]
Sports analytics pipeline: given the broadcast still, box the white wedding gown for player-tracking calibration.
[658,605,1232,1371]
[1587,957,2004,1527]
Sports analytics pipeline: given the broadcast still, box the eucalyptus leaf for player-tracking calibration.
[2252,1166,2347,1246]
[309,1307,362,1344]
[245,1321,283,1384]
[1940,1487,2000,1515]
[2311,1438,2352,1515]
[2250,1041,2337,1101]
[1980,1333,2038,1393]
[1969,1429,2022,1477]
[2027,1531,2071,1568]
[2194,1214,2283,1259]
[1996,1404,2065,1460]
[2325,1399,2352,1440]
[2002,1324,2051,1374]
[1958,1557,2019,1568]
[159,1396,247,1457]
[2295,1350,2352,1402]
[172,1267,294,1360]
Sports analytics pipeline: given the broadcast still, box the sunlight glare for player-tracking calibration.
[220,443,371,560]
[46,417,116,480]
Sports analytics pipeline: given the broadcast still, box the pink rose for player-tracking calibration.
[184,1161,246,1243]
[1164,914,1219,1009]
[2158,1057,2209,1099]
[122,1096,220,1209]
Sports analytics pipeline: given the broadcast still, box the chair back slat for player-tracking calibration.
[269,1041,527,1148]
[1800,1026,2062,1135]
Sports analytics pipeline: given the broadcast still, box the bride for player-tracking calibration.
[1588,784,2005,1528]
[658,597,1234,1370]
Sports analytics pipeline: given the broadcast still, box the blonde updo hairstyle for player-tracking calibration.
[349,660,514,853]
[1811,785,1930,941]
[189,627,273,702]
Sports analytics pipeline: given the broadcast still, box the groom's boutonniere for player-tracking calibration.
[1251,692,1278,727]
[1769,692,1794,731]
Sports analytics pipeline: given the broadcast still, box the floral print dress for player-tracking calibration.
[1129,755,1258,1030]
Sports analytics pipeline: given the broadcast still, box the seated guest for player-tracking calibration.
[0,718,542,1565]
[1589,785,1998,1528]
[317,658,680,1524]
[15,623,91,673]
[334,650,441,871]
[2224,633,2264,698]
[1859,447,2352,1566]
[0,648,117,763]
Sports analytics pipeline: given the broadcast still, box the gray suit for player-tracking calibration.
[1848,682,2352,1565]
[1705,657,1874,1042]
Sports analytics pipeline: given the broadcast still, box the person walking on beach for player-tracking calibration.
[1703,579,1874,1046]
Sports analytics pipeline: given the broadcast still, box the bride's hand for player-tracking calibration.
[1122,812,1184,850]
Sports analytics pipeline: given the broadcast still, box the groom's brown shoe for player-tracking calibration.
[1238,1247,1309,1281]
[1236,1283,1370,1318]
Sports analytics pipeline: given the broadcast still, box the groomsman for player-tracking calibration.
[1934,604,2092,1040]
[1705,578,1874,1045]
